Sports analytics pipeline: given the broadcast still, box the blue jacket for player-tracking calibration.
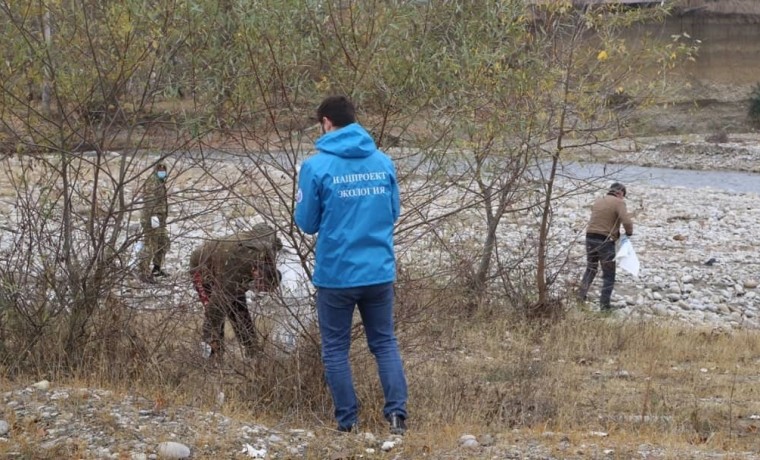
[295,123,400,288]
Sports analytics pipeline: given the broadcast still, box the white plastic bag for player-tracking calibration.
[615,235,640,277]
[151,215,160,228]
[129,240,144,268]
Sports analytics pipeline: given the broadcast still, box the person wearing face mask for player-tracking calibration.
[138,162,170,282]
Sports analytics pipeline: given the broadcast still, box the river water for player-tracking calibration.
[176,148,760,195]
[556,162,760,194]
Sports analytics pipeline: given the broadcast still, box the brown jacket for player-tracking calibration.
[189,224,282,298]
[586,194,633,240]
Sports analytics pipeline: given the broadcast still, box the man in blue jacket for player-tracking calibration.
[295,95,408,435]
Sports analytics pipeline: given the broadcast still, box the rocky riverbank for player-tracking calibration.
[560,182,759,328]
[573,133,760,173]
[0,381,400,459]
[3,379,758,460]
[554,136,760,328]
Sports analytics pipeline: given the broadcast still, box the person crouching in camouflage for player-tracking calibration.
[189,224,283,360]
[138,163,170,282]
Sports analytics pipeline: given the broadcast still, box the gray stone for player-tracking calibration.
[95,447,112,459]
[461,438,480,448]
[381,440,397,451]
[0,420,9,436]
[479,434,495,446]
[156,441,191,459]
[32,380,50,391]
[459,434,479,448]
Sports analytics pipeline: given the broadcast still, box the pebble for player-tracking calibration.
[32,380,50,391]
[0,420,9,436]
[459,434,479,448]
[381,440,397,451]
[156,441,191,459]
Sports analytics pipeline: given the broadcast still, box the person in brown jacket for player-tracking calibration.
[138,163,170,281]
[189,224,282,359]
[577,182,633,310]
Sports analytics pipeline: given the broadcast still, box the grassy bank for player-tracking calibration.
[2,308,759,459]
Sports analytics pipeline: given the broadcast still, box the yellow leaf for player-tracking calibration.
[597,50,608,62]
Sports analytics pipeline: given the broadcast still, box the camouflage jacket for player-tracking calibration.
[189,224,282,297]
[140,173,168,229]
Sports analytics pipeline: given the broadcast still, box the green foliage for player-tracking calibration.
[0,1,702,371]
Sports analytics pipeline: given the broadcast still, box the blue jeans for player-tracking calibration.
[578,235,617,309]
[316,282,408,430]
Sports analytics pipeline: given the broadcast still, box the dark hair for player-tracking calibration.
[316,95,356,128]
[608,182,626,197]
[156,163,167,171]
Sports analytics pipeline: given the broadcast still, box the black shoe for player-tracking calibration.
[337,423,357,433]
[388,413,406,435]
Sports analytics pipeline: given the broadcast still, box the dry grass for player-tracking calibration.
[4,305,759,459]
[396,309,760,456]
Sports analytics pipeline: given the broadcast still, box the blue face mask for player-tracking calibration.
[157,171,167,180]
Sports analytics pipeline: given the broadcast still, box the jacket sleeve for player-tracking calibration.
[390,164,400,223]
[159,186,169,222]
[294,162,321,235]
[139,178,152,226]
[619,202,633,236]
[188,247,201,273]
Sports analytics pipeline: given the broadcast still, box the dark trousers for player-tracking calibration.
[201,289,258,358]
[316,282,408,430]
[578,235,617,309]
[139,226,169,275]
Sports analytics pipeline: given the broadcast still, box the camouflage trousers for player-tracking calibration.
[202,292,259,359]
[139,226,170,275]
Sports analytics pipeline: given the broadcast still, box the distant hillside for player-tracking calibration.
[675,0,760,17]
[624,0,760,134]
